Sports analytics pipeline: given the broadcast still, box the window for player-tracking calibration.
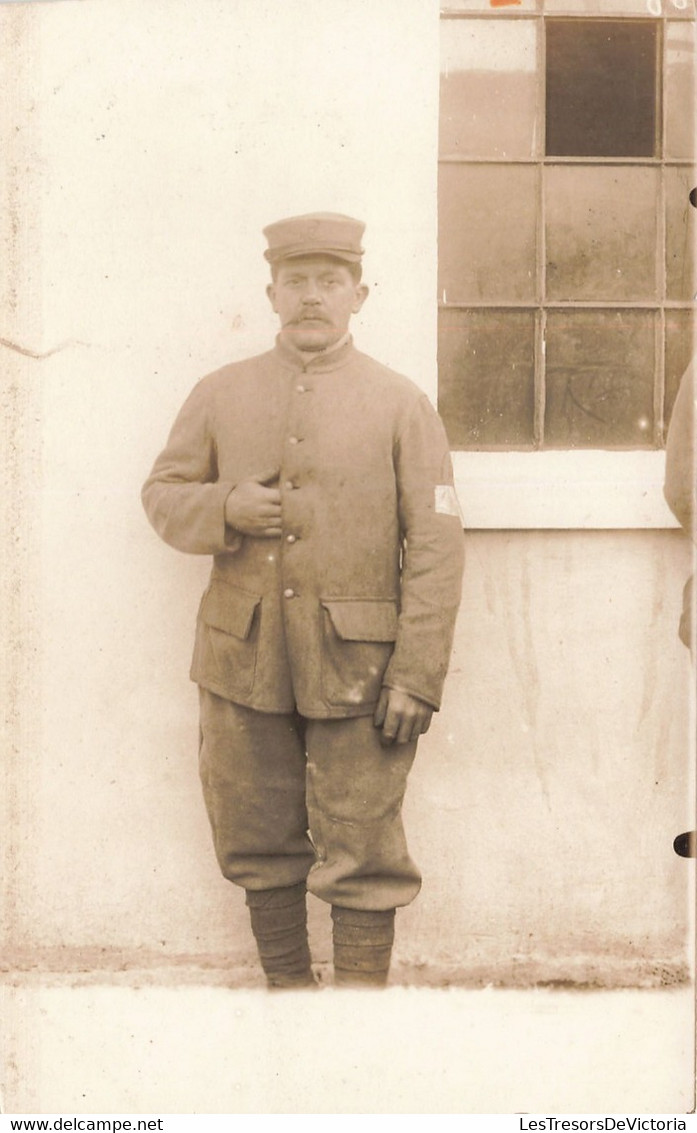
[439,3,695,454]
[546,20,659,157]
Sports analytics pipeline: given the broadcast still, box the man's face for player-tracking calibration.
[267,255,368,352]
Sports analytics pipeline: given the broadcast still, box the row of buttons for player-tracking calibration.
[282,380,309,600]
[284,527,299,599]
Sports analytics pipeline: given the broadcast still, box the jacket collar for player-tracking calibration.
[273,333,356,373]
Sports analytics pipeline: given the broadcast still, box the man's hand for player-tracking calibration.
[224,469,282,538]
[373,687,433,747]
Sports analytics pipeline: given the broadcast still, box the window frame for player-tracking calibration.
[439,2,694,528]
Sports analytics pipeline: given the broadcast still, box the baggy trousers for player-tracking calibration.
[198,688,422,911]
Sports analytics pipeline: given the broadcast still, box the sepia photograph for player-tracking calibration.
[1,0,695,1116]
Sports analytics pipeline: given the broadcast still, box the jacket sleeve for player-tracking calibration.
[664,360,696,543]
[141,378,241,555]
[382,394,465,710]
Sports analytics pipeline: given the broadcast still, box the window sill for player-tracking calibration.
[453,450,680,529]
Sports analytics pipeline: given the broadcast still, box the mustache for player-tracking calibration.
[293,313,332,324]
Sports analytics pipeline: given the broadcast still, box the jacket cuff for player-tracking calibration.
[222,485,244,553]
[381,682,440,712]
[381,668,442,712]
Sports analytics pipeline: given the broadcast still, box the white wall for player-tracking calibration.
[402,530,694,986]
[2,0,693,987]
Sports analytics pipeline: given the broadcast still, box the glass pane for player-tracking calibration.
[439,164,538,301]
[545,310,657,447]
[438,309,536,447]
[440,20,538,157]
[545,0,658,10]
[666,165,697,300]
[443,0,537,8]
[545,166,658,300]
[546,20,659,157]
[666,23,696,158]
[665,310,695,428]
[545,0,697,9]
[666,0,697,17]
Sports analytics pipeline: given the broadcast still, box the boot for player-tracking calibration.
[331,906,395,988]
[245,882,315,989]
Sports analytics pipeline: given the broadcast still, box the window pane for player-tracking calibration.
[438,309,536,447]
[443,0,537,8]
[547,0,697,10]
[666,0,697,18]
[666,165,697,300]
[440,20,538,158]
[666,23,696,158]
[545,310,656,446]
[545,0,656,11]
[545,165,658,300]
[439,164,538,302]
[546,20,659,157]
[665,310,695,428]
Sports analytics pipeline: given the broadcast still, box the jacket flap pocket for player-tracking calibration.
[322,599,399,643]
[201,581,261,640]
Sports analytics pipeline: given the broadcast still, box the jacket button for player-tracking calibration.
[284,480,296,490]
[296,384,306,393]
[286,534,297,544]
[288,436,300,445]
[284,588,295,599]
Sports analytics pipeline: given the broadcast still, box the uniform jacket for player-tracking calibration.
[664,359,696,649]
[142,336,465,718]
[664,359,695,541]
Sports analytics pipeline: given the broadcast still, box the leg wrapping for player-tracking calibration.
[246,882,314,989]
[331,906,395,988]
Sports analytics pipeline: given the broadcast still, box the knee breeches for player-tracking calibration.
[198,689,421,910]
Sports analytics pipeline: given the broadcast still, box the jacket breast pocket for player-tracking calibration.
[320,598,399,708]
[191,579,261,700]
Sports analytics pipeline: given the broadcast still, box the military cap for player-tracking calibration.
[263,212,365,265]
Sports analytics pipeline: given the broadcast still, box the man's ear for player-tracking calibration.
[266,283,278,312]
[352,284,369,314]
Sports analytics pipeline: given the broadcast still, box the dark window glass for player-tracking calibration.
[545,165,659,300]
[545,310,656,446]
[438,309,536,448]
[665,310,695,430]
[439,164,538,302]
[546,20,659,157]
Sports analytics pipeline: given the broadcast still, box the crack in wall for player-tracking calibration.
[0,336,87,360]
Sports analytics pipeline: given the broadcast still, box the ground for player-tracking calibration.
[1,983,693,1114]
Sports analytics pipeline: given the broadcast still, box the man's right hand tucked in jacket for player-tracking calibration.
[224,469,282,538]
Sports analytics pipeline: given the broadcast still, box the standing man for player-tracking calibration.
[142,213,464,989]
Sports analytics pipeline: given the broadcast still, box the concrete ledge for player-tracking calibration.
[453,450,680,529]
[1,949,691,990]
